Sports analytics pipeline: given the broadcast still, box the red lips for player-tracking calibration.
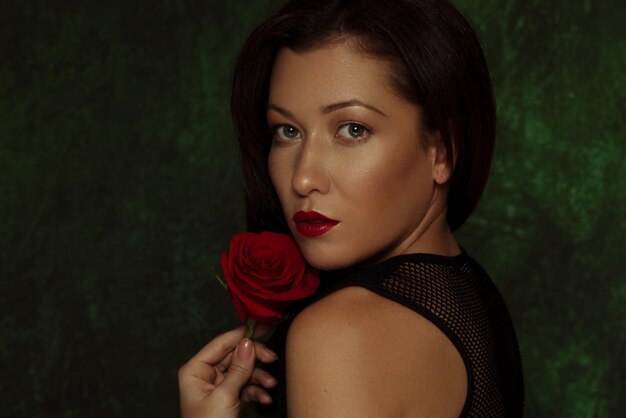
[293,210,339,237]
[293,210,338,222]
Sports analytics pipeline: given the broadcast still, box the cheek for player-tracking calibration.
[349,147,430,219]
[342,146,419,201]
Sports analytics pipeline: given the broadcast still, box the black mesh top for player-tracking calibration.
[255,246,524,417]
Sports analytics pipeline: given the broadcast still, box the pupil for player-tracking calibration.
[350,124,363,137]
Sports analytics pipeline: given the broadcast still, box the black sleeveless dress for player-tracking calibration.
[254,246,524,417]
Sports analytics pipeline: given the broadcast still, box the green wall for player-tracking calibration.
[1,1,624,417]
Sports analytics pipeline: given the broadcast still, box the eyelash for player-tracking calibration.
[271,122,372,144]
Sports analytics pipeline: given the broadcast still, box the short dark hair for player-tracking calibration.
[231,0,495,233]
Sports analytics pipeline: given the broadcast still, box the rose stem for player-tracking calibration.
[211,267,227,291]
[244,318,256,340]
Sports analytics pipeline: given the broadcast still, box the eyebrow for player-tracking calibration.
[267,99,387,119]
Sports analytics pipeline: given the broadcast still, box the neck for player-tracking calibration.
[404,207,460,257]
[391,179,460,258]
[351,184,461,272]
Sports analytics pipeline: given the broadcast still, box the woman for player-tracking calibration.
[179,0,524,417]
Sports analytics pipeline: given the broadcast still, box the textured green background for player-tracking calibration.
[1,0,624,417]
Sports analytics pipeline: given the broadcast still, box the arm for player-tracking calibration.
[285,286,467,418]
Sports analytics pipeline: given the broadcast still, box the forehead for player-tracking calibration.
[268,40,400,106]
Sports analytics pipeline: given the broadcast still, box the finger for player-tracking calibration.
[178,358,219,386]
[187,325,250,367]
[241,384,273,404]
[189,323,276,367]
[214,365,276,391]
[213,340,278,372]
[252,321,273,339]
[216,338,256,396]
[253,340,279,363]
[249,368,278,389]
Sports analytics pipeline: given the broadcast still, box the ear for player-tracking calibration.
[428,133,454,185]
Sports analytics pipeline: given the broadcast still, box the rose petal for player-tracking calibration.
[220,231,321,323]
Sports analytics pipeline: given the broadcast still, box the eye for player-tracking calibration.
[337,122,371,142]
[273,124,301,141]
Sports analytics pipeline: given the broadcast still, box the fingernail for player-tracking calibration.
[236,338,253,359]
[266,349,278,361]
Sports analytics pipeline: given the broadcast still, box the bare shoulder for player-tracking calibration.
[286,285,467,418]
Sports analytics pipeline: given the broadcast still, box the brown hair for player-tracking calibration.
[231,0,495,233]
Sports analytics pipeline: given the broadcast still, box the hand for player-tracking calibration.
[178,323,279,418]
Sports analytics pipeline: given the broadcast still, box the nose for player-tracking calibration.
[291,134,331,197]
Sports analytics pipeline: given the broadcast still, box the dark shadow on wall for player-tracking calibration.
[0,0,624,417]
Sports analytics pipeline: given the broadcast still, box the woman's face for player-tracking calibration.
[267,40,450,271]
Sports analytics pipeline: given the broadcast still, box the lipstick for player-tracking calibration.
[293,210,339,237]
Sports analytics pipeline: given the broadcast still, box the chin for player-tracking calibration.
[299,245,358,272]
[306,258,344,271]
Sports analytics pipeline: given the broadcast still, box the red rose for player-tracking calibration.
[220,231,320,324]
